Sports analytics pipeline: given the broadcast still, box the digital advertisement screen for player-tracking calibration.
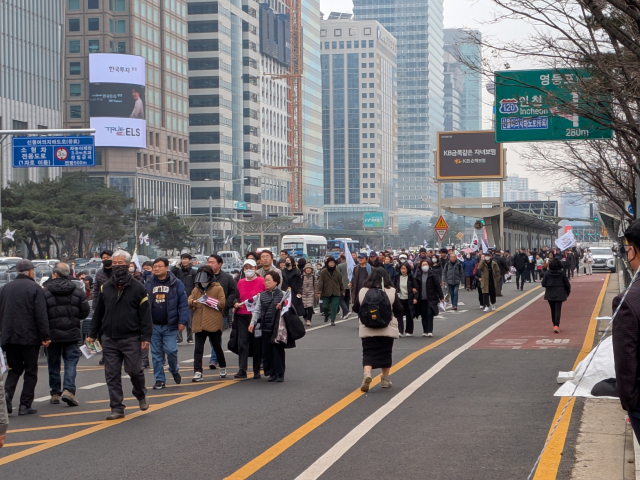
[89,53,146,148]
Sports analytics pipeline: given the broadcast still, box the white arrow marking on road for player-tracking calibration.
[79,383,106,390]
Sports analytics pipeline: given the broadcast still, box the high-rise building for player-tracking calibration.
[0,0,64,185]
[353,0,445,211]
[444,29,481,131]
[320,14,397,227]
[64,0,190,216]
[482,174,539,201]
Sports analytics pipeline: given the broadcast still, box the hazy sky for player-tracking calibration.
[317,0,550,193]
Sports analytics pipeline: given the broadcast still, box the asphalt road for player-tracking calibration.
[0,273,610,479]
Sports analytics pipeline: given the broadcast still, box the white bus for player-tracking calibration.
[281,235,327,263]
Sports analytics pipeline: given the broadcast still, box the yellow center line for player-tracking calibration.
[532,274,610,479]
[0,380,240,466]
[164,380,226,388]
[224,287,542,480]
[7,422,104,433]
[3,441,51,448]
[86,392,188,403]
[40,408,117,418]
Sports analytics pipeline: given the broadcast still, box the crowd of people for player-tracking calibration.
[0,239,604,447]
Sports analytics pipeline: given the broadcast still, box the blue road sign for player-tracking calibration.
[12,136,95,168]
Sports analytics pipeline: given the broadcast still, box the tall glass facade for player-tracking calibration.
[353,0,445,210]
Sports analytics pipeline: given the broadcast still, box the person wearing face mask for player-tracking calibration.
[613,221,640,442]
[394,263,418,336]
[431,254,443,281]
[128,262,143,283]
[414,260,444,337]
[463,253,477,291]
[442,253,464,311]
[317,257,344,326]
[412,248,429,277]
[87,250,152,420]
[232,260,265,379]
[281,257,304,318]
[477,253,501,312]
[171,253,196,344]
[93,250,113,304]
[301,264,317,326]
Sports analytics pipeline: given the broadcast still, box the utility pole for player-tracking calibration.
[209,196,213,255]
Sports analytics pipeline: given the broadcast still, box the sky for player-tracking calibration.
[317,0,551,194]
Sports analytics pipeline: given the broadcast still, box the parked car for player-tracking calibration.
[590,247,617,273]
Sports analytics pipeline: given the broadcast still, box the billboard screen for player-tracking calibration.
[436,131,503,181]
[364,212,384,228]
[89,53,146,148]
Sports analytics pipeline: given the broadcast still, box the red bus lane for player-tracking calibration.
[472,274,607,350]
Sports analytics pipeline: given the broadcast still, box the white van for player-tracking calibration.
[217,251,243,264]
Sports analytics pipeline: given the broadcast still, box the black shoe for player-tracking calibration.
[142,361,150,369]
[98,357,104,366]
[276,376,284,383]
[253,373,261,380]
[331,321,336,326]
[234,370,247,379]
[172,372,182,384]
[18,406,37,415]
[153,380,166,390]
[209,363,217,370]
[324,316,329,323]
[267,375,277,382]
[6,398,12,415]
[106,411,125,420]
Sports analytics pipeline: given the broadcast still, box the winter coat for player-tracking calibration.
[0,274,50,346]
[268,308,297,349]
[170,264,196,296]
[463,258,476,277]
[43,277,90,343]
[412,256,429,276]
[513,252,529,271]
[477,259,502,294]
[189,283,226,333]
[414,269,444,316]
[442,260,464,286]
[282,267,304,315]
[541,270,571,302]
[211,270,239,314]
[93,267,113,303]
[317,268,344,298]
[301,272,317,308]
[89,275,153,342]
[394,273,418,319]
[337,261,349,290]
[144,272,190,331]
[257,264,282,287]
[494,255,509,275]
[383,263,396,282]
[430,262,443,281]
[613,278,640,411]
[354,286,402,339]
[350,264,371,303]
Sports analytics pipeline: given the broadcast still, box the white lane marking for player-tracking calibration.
[79,383,106,390]
[180,359,194,364]
[295,292,544,480]
[122,375,130,379]
[305,316,356,332]
[34,396,51,403]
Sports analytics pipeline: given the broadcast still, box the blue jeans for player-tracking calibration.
[47,342,81,395]
[150,324,179,382]
[448,284,459,308]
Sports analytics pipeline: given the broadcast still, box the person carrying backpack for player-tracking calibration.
[353,270,403,393]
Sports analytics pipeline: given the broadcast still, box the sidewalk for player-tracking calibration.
[569,272,635,479]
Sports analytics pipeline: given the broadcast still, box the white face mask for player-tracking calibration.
[466,255,470,259]
[422,266,429,272]
[245,269,256,279]
[128,267,135,273]
[432,257,438,263]
[484,256,491,262]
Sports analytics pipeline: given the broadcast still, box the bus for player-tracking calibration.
[281,235,327,263]
[327,238,360,259]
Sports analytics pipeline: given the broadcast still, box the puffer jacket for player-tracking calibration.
[0,274,50,346]
[317,267,344,297]
[43,277,90,343]
[463,258,476,277]
[541,270,571,302]
[301,272,317,308]
[354,287,402,339]
[442,260,464,285]
[189,283,226,333]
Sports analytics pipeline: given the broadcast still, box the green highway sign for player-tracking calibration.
[364,212,384,228]
[494,68,612,143]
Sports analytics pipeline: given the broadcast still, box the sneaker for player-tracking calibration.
[324,316,329,323]
[18,406,37,415]
[276,376,284,383]
[341,313,348,320]
[139,397,149,411]
[405,333,412,337]
[344,312,352,320]
[491,304,496,311]
[50,394,61,405]
[253,373,261,379]
[61,390,79,407]
[423,333,429,337]
[106,411,125,420]
[267,375,277,382]
[306,320,311,326]
[141,361,150,369]
[153,380,166,390]
[380,375,392,388]
[172,372,182,384]
[192,372,203,382]
[483,306,490,312]
[360,371,372,392]
[399,333,405,338]
[220,368,227,378]
[452,306,457,311]
[187,340,194,344]
[234,370,248,379]
[209,363,218,370]
[427,333,433,337]
[554,326,560,333]
[480,305,485,309]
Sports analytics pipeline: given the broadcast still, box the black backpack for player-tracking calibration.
[359,288,392,329]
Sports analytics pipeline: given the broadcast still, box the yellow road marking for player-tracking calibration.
[164,380,226,388]
[0,380,239,466]
[8,422,103,433]
[41,408,116,418]
[86,392,188,403]
[3,441,50,448]
[225,287,541,480]
[532,274,610,480]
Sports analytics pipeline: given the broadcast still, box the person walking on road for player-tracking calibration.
[281,257,304,318]
[249,272,285,382]
[93,250,113,302]
[353,270,402,392]
[562,249,574,280]
[478,254,501,312]
[350,253,371,306]
[232,259,265,379]
[189,266,227,381]
[1,260,50,416]
[612,220,640,442]
[541,258,571,333]
[145,258,189,390]
[337,254,352,319]
[463,254,476,291]
[442,253,464,311]
[584,249,594,275]
[256,250,282,285]
[206,254,238,369]
[414,260,444,337]
[43,262,90,407]
[394,263,418,337]
[87,250,152,420]
[301,264,317,326]
[171,253,196,344]
[317,257,344,326]
[513,248,530,291]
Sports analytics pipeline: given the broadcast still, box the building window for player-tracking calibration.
[349,28,357,36]
[68,18,80,32]
[69,84,82,97]
[88,39,100,53]
[332,42,337,49]
[320,29,327,37]
[363,173,368,178]
[110,41,126,53]
[69,40,80,53]
[87,0,99,8]
[95,150,102,165]
[364,28,371,35]
[363,193,368,198]
[370,193,375,198]
[70,105,82,119]
[339,41,344,49]
[347,41,351,48]
[109,19,126,33]
[69,62,81,75]
[369,40,374,47]
[109,0,125,11]
[137,152,141,167]
[88,17,100,31]
[324,42,329,50]
[334,29,342,36]
[69,0,80,10]
[354,40,359,48]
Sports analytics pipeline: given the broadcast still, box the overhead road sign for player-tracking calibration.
[12,136,95,168]
[437,131,504,181]
[494,68,613,143]
[456,232,464,240]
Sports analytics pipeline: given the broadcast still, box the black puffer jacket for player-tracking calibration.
[43,277,90,343]
[541,270,571,302]
[0,274,49,346]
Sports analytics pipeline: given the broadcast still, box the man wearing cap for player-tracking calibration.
[0,260,50,415]
[171,253,196,344]
[350,253,372,305]
[368,251,387,278]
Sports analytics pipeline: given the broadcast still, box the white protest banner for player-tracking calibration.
[555,230,576,251]
[344,241,356,282]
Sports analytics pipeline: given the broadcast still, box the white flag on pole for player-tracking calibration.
[132,252,141,271]
[365,244,372,256]
[423,239,428,248]
[482,239,488,254]
[555,230,576,251]
[143,234,149,246]
[471,231,479,252]
[344,241,357,282]
[139,232,145,245]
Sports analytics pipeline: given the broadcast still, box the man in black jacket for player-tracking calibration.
[513,248,530,291]
[613,220,640,442]
[88,250,152,420]
[206,254,238,368]
[0,260,50,415]
[92,249,113,303]
[43,262,90,407]
[171,253,195,343]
